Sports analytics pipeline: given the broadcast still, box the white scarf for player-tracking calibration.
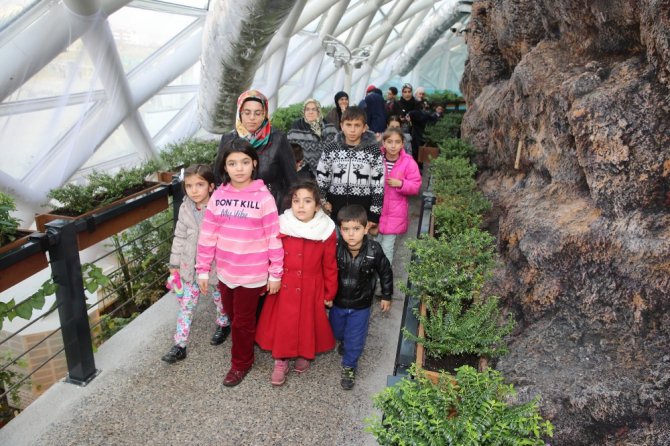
[279,209,335,241]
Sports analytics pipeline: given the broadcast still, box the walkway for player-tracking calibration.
[0,195,422,446]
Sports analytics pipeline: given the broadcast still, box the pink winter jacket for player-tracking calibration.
[378,148,422,235]
[196,180,283,286]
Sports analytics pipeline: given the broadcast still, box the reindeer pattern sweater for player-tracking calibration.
[316,131,385,223]
[196,180,283,288]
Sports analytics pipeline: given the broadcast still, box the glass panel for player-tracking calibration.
[0,0,39,31]
[81,125,136,170]
[0,103,93,180]
[4,39,103,102]
[108,7,196,73]
[159,0,209,8]
[167,61,201,87]
[139,92,195,137]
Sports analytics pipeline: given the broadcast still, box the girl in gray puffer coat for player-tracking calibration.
[161,164,230,364]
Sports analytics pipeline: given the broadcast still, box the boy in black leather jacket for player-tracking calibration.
[329,205,393,390]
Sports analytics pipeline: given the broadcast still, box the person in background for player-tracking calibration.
[324,91,349,127]
[287,98,337,178]
[414,86,430,111]
[197,138,283,388]
[162,164,231,364]
[330,204,393,390]
[386,115,412,155]
[214,89,297,209]
[360,85,387,136]
[291,143,316,181]
[256,180,337,386]
[316,106,385,232]
[385,86,400,117]
[377,128,422,264]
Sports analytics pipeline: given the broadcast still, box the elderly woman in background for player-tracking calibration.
[287,98,337,178]
[324,91,349,127]
[214,89,297,208]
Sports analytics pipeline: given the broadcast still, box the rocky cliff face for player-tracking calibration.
[460,1,670,444]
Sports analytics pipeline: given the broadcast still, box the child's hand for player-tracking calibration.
[387,178,403,188]
[197,278,208,293]
[324,300,333,308]
[380,300,391,312]
[267,280,281,295]
[323,201,333,215]
[367,222,379,236]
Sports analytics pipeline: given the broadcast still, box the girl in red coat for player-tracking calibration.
[255,180,338,386]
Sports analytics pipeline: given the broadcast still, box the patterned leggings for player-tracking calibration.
[174,281,229,347]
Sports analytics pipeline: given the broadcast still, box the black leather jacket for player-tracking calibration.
[333,237,393,309]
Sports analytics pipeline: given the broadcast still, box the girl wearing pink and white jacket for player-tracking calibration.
[378,127,422,263]
[196,138,283,388]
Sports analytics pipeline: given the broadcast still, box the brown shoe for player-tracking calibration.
[222,368,248,387]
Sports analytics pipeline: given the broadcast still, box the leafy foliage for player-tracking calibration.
[94,313,139,346]
[0,191,21,246]
[367,364,553,446]
[0,263,109,330]
[270,103,305,133]
[407,297,515,358]
[404,229,496,309]
[423,113,463,146]
[107,209,173,312]
[0,352,29,416]
[46,163,159,215]
[438,138,476,160]
[158,138,219,171]
[425,89,463,106]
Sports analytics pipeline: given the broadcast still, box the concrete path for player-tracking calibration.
[0,195,422,446]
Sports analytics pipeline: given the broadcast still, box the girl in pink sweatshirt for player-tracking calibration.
[197,138,283,388]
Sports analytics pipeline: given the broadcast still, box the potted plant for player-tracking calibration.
[419,114,464,163]
[156,138,220,180]
[367,364,554,445]
[35,162,168,249]
[0,191,28,255]
[404,229,514,380]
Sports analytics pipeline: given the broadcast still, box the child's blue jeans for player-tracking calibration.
[329,305,371,369]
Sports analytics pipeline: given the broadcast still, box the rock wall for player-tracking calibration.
[460,1,670,444]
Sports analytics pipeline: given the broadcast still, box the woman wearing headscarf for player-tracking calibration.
[287,99,337,177]
[324,91,349,127]
[214,90,298,207]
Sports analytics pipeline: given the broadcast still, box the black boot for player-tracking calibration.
[210,325,231,345]
[161,345,186,363]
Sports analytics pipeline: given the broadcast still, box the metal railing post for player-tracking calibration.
[170,175,184,228]
[45,219,99,385]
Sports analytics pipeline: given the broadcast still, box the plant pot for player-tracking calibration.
[0,230,34,256]
[418,146,439,164]
[35,184,168,250]
[0,230,49,292]
[415,301,487,384]
[145,171,178,184]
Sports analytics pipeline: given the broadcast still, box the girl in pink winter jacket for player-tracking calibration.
[378,128,422,263]
[196,138,283,388]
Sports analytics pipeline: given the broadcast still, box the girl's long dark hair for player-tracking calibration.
[215,138,259,185]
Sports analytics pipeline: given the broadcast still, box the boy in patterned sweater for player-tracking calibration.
[316,106,385,233]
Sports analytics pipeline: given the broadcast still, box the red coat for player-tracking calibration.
[255,231,338,359]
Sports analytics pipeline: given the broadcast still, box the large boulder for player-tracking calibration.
[460,1,670,444]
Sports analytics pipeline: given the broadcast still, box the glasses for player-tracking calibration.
[241,110,264,117]
[304,107,318,112]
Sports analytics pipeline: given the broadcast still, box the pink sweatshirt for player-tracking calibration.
[196,180,283,287]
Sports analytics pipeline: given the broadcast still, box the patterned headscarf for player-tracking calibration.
[303,98,323,138]
[235,90,272,149]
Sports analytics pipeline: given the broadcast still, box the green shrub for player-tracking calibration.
[423,113,463,146]
[367,364,553,446]
[159,139,219,170]
[404,229,496,309]
[432,203,484,239]
[430,156,479,198]
[426,89,463,106]
[0,191,21,246]
[439,138,476,160]
[408,296,515,358]
[270,103,304,133]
